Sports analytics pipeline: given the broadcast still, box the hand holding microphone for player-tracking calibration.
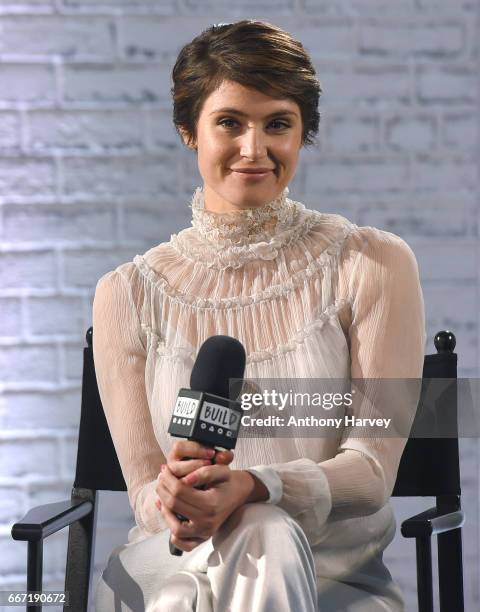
[155,438,235,550]
[156,335,247,556]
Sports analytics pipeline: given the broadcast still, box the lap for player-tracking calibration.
[93,527,214,612]
[93,504,298,611]
[93,503,403,612]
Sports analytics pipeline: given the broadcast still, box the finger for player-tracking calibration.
[168,440,216,462]
[168,458,212,479]
[161,503,209,542]
[157,466,208,518]
[212,449,234,465]
[160,502,195,542]
[182,464,230,488]
[157,478,204,521]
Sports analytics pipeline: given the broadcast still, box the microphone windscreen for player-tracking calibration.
[190,335,246,399]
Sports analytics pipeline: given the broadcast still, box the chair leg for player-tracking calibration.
[438,528,464,612]
[416,536,434,612]
[64,488,97,612]
[27,540,43,612]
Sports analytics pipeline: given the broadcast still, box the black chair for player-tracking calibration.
[11,328,465,612]
[391,329,465,611]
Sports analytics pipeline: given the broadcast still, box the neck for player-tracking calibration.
[189,184,294,247]
[202,183,285,214]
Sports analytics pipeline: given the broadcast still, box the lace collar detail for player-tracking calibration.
[190,185,295,246]
[170,186,324,269]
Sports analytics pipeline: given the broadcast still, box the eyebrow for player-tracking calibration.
[210,107,298,119]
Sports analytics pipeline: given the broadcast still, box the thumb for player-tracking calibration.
[183,464,230,487]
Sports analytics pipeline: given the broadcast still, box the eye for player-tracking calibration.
[217,118,291,130]
[218,118,237,129]
[270,119,291,129]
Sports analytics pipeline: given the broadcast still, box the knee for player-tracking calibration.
[233,501,290,527]
[145,573,197,612]
[231,501,294,530]
[215,502,302,549]
[210,503,317,601]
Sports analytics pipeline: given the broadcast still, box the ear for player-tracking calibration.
[179,127,197,150]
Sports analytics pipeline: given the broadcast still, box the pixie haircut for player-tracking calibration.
[171,20,322,149]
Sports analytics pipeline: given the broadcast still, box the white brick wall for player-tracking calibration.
[1,2,478,611]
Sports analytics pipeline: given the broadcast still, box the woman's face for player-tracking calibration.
[184,79,304,213]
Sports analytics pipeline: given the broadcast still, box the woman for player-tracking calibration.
[92,20,426,611]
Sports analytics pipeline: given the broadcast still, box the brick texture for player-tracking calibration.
[1,5,478,610]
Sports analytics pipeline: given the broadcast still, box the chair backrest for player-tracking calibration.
[76,327,460,501]
[73,327,126,492]
[392,331,460,501]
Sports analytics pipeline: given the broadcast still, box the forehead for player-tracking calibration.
[202,80,299,115]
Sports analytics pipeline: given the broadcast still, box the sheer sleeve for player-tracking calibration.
[246,227,426,530]
[92,268,168,535]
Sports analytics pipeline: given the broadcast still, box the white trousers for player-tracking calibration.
[93,503,404,612]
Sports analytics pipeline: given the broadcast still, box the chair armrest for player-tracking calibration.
[11,498,93,543]
[401,505,465,538]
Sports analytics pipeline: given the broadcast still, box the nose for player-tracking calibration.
[239,126,267,160]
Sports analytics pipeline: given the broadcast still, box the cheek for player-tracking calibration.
[198,152,234,181]
[198,141,230,171]
[278,140,300,159]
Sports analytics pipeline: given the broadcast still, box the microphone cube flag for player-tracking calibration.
[168,388,243,450]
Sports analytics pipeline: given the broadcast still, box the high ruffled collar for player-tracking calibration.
[169,185,324,269]
[189,185,297,247]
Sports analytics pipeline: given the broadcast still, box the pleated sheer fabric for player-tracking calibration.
[92,185,426,580]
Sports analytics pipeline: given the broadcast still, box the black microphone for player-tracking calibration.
[167,335,246,556]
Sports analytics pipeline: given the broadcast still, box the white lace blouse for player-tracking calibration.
[92,186,426,577]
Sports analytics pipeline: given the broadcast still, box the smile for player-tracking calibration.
[231,170,272,179]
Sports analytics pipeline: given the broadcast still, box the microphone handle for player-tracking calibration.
[169,446,216,556]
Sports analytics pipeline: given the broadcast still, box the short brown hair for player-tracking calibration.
[171,20,322,149]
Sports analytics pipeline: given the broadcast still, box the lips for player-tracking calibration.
[232,170,272,180]
[231,169,274,174]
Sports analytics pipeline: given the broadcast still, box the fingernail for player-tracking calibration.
[206,449,215,457]
[161,464,166,472]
